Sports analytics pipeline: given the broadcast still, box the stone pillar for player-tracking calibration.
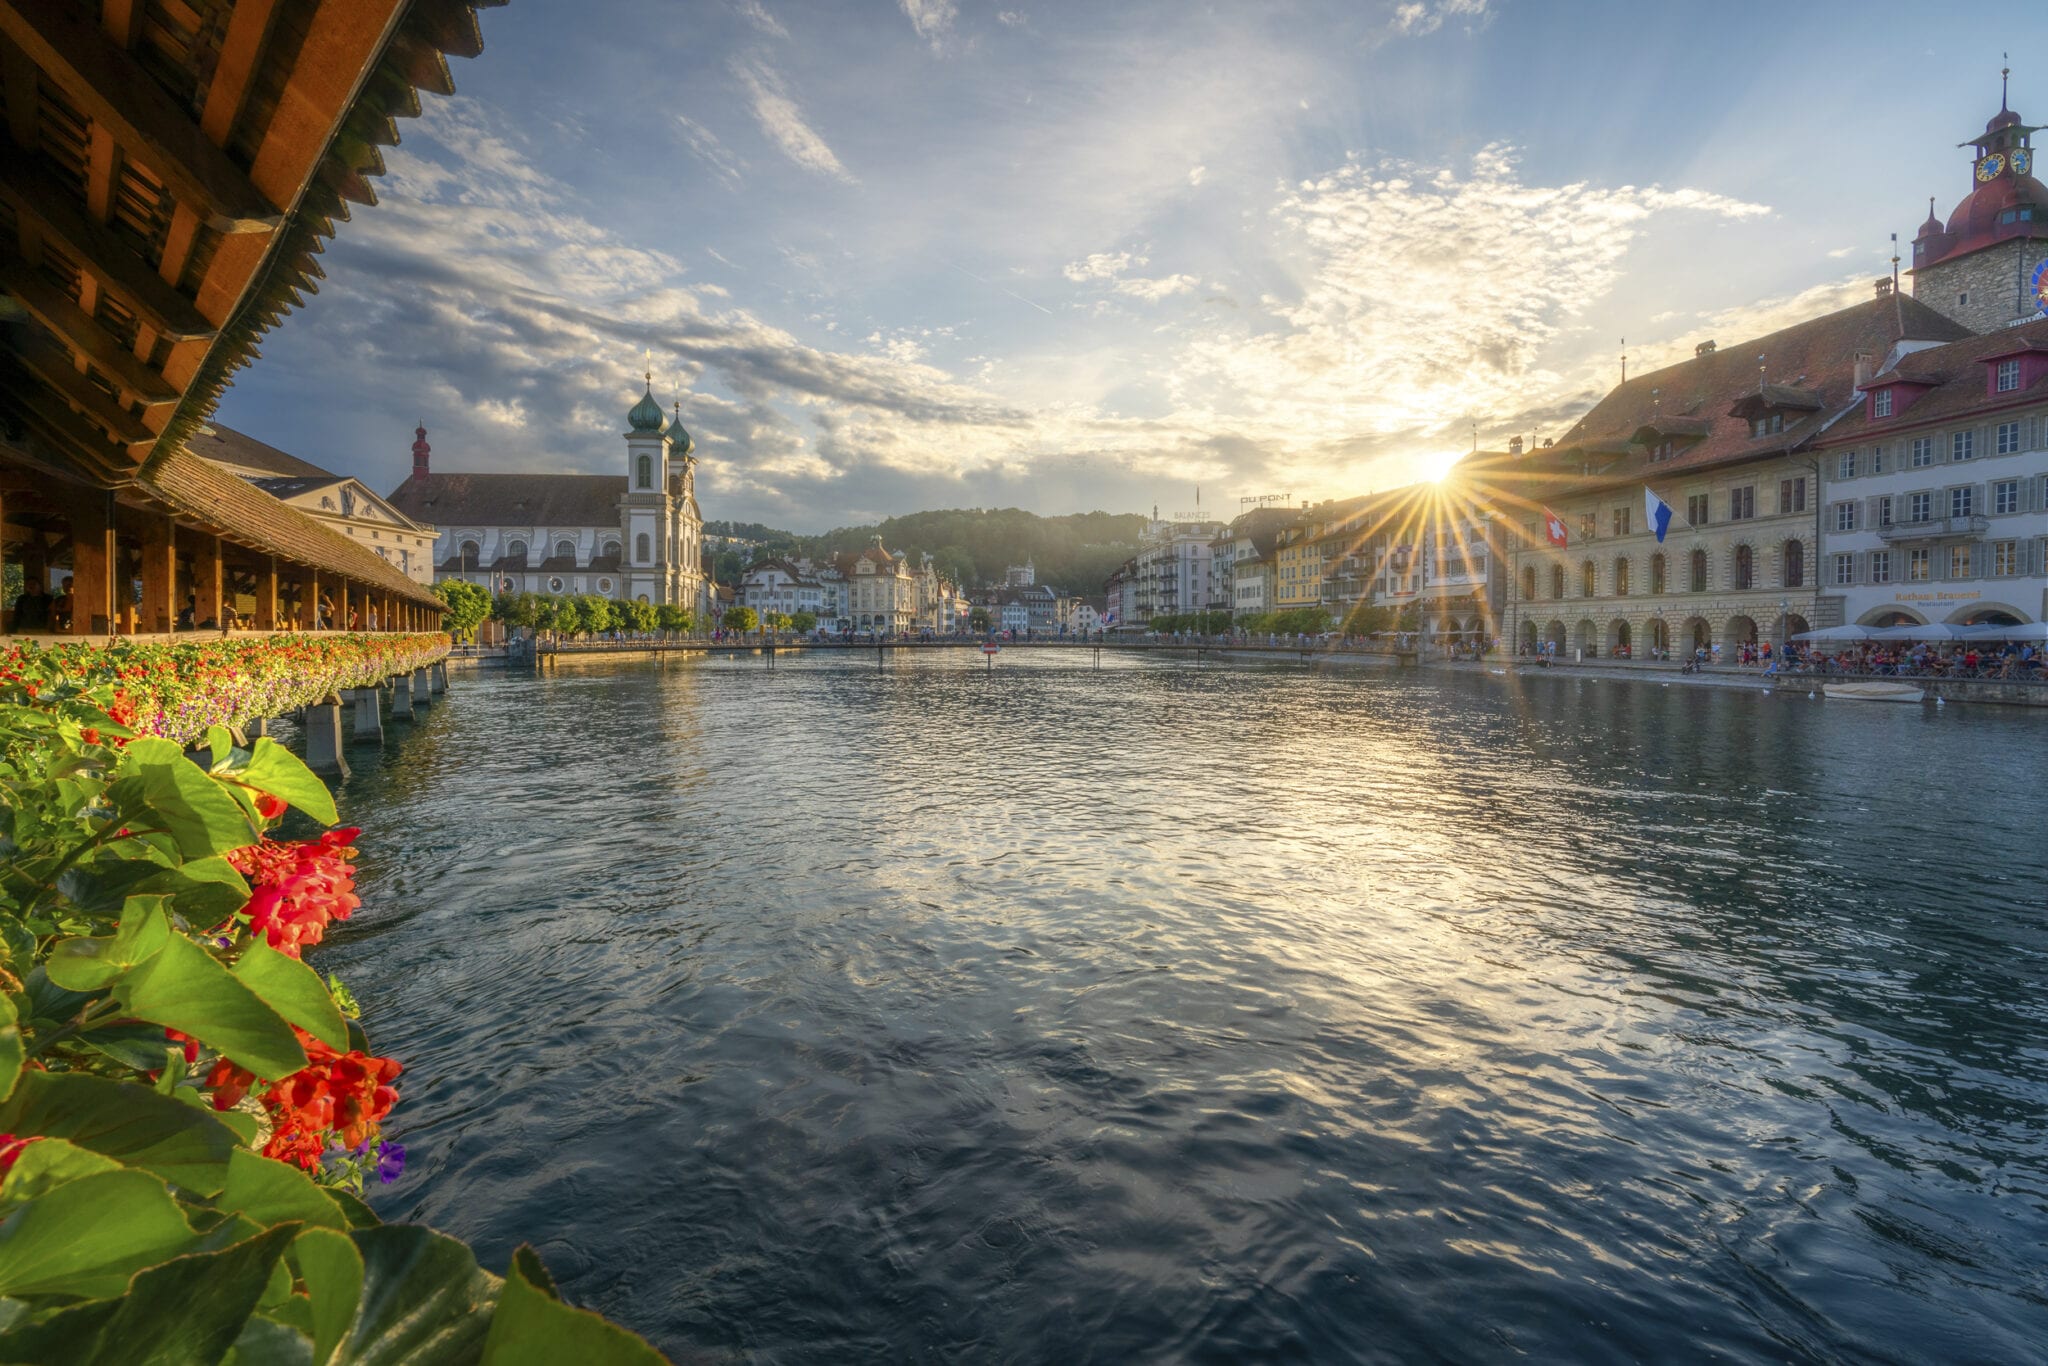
[302,695,349,778]
[389,671,416,722]
[412,666,433,704]
[246,716,270,739]
[346,688,384,745]
[253,557,278,630]
[138,513,176,635]
[430,660,447,693]
[66,492,116,636]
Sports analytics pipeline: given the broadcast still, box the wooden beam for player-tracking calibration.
[0,372,138,484]
[101,0,144,49]
[0,253,181,403]
[0,3,280,232]
[197,0,280,145]
[0,144,219,341]
[246,0,405,209]
[11,337,155,445]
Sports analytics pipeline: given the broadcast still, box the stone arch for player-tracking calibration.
[1776,612,1810,643]
[1649,552,1667,595]
[1574,617,1599,654]
[1520,619,1539,651]
[1581,559,1599,597]
[1544,618,1567,651]
[1683,615,1712,652]
[1725,613,1758,645]
[1731,543,1756,591]
[1781,537,1805,589]
[1613,556,1631,597]
[1647,617,1671,655]
[1949,603,2029,625]
[1606,617,1632,655]
[1860,606,1927,627]
[1688,547,1709,593]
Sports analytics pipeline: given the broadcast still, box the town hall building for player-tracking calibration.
[387,381,710,616]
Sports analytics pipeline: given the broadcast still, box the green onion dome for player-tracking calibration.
[626,383,667,433]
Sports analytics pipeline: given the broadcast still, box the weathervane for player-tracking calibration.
[1620,338,1627,384]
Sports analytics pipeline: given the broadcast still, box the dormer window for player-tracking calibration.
[1748,412,1785,438]
[1873,388,1893,418]
[1996,358,2021,392]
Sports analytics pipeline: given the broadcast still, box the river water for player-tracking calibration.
[324,651,2048,1363]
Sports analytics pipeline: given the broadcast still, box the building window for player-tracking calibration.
[1952,431,1975,462]
[1908,548,1930,582]
[1520,566,1536,600]
[1778,477,1806,514]
[1997,421,2022,454]
[1995,480,2020,514]
[1838,451,1857,480]
[1833,502,1857,532]
[1783,540,1804,588]
[1996,358,2021,392]
[555,539,576,561]
[1833,553,1854,586]
[1870,550,1891,584]
[1612,507,1631,537]
[637,454,652,488]
[1749,413,1785,438]
[1689,548,1707,592]
[636,532,651,562]
[1734,544,1754,589]
[1876,496,1893,526]
[1869,445,1885,474]
[1550,565,1565,599]
[1874,389,1893,417]
[1613,557,1631,595]
[1650,553,1666,594]
[1950,486,1974,519]
[1911,437,1934,467]
[1582,560,1598,596]
[1909,492,1932,523]
[1992,540,2019,576]
[1729,486,1756,521]
[1686,494,1709,526]
[1948,545,1972,579]
[1579,513,1596,541]
[507,539,527,561]
[458,540,479,570]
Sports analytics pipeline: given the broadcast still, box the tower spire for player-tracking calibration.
[2002,53,2010,112]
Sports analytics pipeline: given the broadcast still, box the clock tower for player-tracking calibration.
[1911,69,2048,333]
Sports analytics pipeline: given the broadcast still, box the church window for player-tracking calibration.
[602,539,621,560]
[507,539,527,560]
[555,539,576,561]
[636,533,651,562]
[637,455,652,488]
[458,540,479,570]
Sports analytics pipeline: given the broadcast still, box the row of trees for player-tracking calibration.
[490,591,696,637]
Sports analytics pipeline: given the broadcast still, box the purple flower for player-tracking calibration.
[376,1142,406,1184]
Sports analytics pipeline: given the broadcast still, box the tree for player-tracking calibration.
[578,594,615,636]
[617,598,658,633]
[789,610,817,634]
[1342,603,1393,636]
[969,607,991,632]
[432,579,491,641]
[493,591,540,630]
[764,612,793,633]
[722,605,758,632]
[713,548,745,584]
[656,603,693,636]
[549,596,581,637]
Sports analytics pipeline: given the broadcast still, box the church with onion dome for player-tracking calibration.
[386,378,710,618]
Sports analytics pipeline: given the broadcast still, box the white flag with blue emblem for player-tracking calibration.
[1644,487,1674,543]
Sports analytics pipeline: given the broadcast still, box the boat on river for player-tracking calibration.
[1825,681,1926,703]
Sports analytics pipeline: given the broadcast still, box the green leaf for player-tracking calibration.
[0,1136,122,1205]
[0,1168,195,1299]
[237,739,340,827]
[232,939,348,1052]
[327,1188,381,1231]
[291,1226,363,1366]
[207,725,237,773]
[133,857,254,928]
[46,898,172,992]
[481,1244,667,1366]
[78,1022,182,1072]
[335,1225,498,1366]
[219,1149,347,1232]
[0,1071,237,1195]
[110,742,260,859]
[114,932,307,1081]
[0,994,18,1105]
[226,1312,315,1366]
[0,1299,119,1365]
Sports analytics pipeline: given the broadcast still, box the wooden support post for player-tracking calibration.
[301,569,319,630]
[334,578,349,632]
[253,556,277,630]
[67,490,114,635]
[190,532,223,631]
[138,512,175,634]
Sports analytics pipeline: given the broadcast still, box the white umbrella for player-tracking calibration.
[1961,621,2048,642]
[1872,623,1966,642]
[1791,625,1875,642]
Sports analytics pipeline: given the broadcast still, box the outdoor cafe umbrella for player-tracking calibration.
[1871,623,1967,642]
[1790,625,1876,643]
[1960,621,2048,642]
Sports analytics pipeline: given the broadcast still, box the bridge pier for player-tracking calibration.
[345,688,384,745]
[302,695,349,779]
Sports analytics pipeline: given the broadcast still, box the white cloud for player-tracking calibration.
[734,0,788,39]
[731,57,855,182]
[899,0,958,47]
[1390,0,1492,37]
[1113,274,1198,301]
[996,9,1026,25]
[1188,164,1207,186]
[675,116,744,186]
[1062,251,1142,282]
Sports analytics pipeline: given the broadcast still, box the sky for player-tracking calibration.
[214,0,2047,532]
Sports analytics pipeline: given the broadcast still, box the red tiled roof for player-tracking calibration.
[1816,316,2048,445]
[1509,293,1971,498]
[387,472,625,527]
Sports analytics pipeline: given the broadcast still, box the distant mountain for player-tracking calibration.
[708,509,1149,593]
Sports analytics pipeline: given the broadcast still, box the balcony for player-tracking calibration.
[1876,515,1988,543]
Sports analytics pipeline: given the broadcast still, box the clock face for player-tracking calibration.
[1977,152,2007,182]
[2014,148,2035,176]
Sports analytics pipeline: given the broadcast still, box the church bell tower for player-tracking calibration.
[1911,69,2048,331]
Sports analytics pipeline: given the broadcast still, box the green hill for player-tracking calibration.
[707,508,1148,593]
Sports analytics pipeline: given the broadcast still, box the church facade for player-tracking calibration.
[387,383,710,616]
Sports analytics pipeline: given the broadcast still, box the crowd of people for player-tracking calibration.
[1774,641,2045,679]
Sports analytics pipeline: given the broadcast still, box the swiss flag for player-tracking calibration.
[1541,507,1569,548]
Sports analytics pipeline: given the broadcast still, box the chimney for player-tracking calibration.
[1853,352,1874,389]
[1508,436,1524,456]
[411,424,431,481]
[1694,340,1717,358]
[1874,277,1893,299]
